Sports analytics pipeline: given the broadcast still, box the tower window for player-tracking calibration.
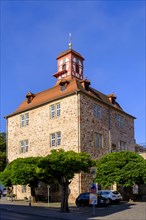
[76,63,79,73]
[62,64,66,70]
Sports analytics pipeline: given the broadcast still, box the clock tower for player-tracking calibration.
[53,48,84,84]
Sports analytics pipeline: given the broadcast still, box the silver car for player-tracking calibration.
[98,190,122,204]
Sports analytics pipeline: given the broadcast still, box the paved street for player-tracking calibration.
[0,209,62,220]
[0,197,146,220]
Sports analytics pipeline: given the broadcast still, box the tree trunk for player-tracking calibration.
[60,182,70,212]
[30,187,36,203]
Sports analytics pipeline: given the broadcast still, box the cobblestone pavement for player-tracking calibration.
[0,197,146,220]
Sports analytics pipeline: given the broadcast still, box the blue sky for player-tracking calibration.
[1,0,145,144]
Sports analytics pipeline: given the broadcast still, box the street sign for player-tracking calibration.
[89,193,97,205]
[90,183,96,193]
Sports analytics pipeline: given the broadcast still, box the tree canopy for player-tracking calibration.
[0,149,94,212]
[38,149,94,212]
[0,157,42,201]
[95,151,146,188]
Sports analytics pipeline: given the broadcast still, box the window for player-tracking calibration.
[50,103,60,119]
[56,103,60,117]
[76,63,79,73]
[119,141,126,151]
[61,85,66,91]
[116,114,125,128]
[111,144,117,152]
[20,113,29,127]
[25,113,29,125]
[62,64,66,70]
[94,104,102,119]
[20,140,28,153]
[50,105,55,119]
[95,133,103,148]
[75,59,79,73]
[50,132,61,147]
[22,185,26,193]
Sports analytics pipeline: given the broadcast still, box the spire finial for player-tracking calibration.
[68,33,72,49]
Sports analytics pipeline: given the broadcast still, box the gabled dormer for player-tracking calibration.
[53,48,84,84]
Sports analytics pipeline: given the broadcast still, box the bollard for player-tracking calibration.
[29,196,31,207]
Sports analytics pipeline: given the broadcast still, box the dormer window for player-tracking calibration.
[26,91,35,104]
[61,84,66,91]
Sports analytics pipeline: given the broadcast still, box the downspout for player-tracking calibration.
[108,107,112,153]
[76,91,81,194]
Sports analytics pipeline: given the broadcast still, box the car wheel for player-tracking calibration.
[106,198,110,205]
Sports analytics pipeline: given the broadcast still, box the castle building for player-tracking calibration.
[6,46,136,202]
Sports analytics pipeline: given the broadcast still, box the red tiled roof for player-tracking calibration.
[56,49,84,60]
[6,78,135,119]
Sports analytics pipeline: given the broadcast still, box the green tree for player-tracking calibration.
[0,157,42,202]
[0,132,7,171]
[38,149,94,212]
[95,151,146,197]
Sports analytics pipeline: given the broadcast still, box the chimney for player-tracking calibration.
[108,93,117,104]
[26,91,35,104]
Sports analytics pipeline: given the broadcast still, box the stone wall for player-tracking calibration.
[7,94,79,162]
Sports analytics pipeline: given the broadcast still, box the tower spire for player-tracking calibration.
[68,33,72,49]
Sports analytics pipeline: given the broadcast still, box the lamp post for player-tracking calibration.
[47,185,50,207]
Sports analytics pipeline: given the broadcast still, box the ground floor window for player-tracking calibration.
[50,132,61,147]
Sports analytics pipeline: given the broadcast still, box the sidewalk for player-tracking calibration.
[0,197,94,220]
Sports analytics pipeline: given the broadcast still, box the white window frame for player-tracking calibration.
[50,132,61,147]
[95,133,103,148]
[20,113,29,127]
[20,140,28,153]
[94,104,102,119]
[50,103,60,119]
[50,104,55,119]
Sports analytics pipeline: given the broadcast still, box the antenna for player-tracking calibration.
[68,33,72,49]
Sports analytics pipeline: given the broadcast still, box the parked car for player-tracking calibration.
[98,190,122,204]
[76,192,110,207]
